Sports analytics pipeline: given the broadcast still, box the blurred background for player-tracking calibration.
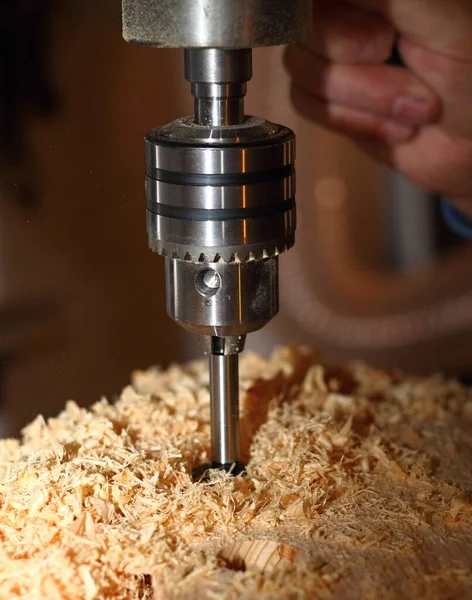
[1,0,472,436]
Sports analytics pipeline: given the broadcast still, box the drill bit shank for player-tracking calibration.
[210,347,239,467]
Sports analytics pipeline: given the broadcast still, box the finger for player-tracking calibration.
[353,130,472,198]
[285,45,441,125]
[308,0,394,63]
[344,0,472,59]
[291,86,415,143]
[398,37,472,138]
[293,82,472,199]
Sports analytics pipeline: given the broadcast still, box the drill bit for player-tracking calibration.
[209,342,239,467]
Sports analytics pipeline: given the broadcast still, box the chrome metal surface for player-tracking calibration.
[122,0,310,48]
[149,213,295,262]
[199,335,246,356]
[145,116,293,154]
[185,49,251,126]
[210,350,239,466]
[193,90,245,127]
[187,50,250,126]
[165,257,279,337]
[146,176,294,210]
[145,121,295,177]
[185,49,252,84]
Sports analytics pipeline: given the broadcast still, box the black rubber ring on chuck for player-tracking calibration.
[146,164,294,187]
[146,198,295,222]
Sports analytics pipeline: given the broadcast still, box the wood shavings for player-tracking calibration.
[1,346,472,599]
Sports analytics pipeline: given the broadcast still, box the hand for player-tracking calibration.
[285,0,472,216]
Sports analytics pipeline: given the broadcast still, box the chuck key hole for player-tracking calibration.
[195,268,221,298]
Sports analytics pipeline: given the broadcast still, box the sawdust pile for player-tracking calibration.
[2,347,472,599]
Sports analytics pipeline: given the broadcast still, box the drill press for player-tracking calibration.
[122,0,310,471]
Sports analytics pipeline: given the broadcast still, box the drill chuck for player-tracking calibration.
[145,49,296,342]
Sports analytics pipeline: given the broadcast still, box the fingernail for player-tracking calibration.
[379,121,414,143]
[393,96,436,122]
